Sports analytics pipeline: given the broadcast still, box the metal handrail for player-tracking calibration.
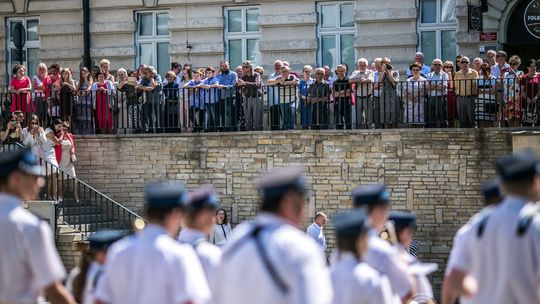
[3,142,145,236]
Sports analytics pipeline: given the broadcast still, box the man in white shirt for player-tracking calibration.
[178,185,222,291]
[349,58,374,128]
[426,59,449,127]
[442,180,503,304]
[214,166,333,304]
[490,51,510,78]
[442,150,540,304]
[0,147,74,304]
[306,211,327,251]
[94,182,211,304]
[353,184,414,303]
[330,209,395,304]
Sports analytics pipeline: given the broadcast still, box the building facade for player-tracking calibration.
[0,0,536,83]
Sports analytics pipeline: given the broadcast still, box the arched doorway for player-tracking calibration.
[504,0,540,64]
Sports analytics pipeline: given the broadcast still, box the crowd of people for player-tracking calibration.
[0,109,78,200]
[2,50,539,136]
[1,144,539,304]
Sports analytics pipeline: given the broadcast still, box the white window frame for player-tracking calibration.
[316,1,356,70]
[224,6,261,68]
[417,0,457,61]
[135,11,170,75]
[6,17,40,80]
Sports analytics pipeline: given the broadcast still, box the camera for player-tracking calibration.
[11,121,18,127]
[384,64,393,70]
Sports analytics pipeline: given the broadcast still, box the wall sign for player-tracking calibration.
[468,4,483,32]
[525,0,540,39]
[480,32,497,41]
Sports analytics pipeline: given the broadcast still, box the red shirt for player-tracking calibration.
[520,74,540,99]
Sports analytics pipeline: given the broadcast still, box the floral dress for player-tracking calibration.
[503,71,523,121]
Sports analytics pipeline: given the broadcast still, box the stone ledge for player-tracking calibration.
[355,33,417,48]
[259,39,318,51]
[355,8,417,23]
[170,42,224,55]
[90,21,135,34]
[259,13,317,27]
[90,47,135,58]
[39,23,82,36]
[39,48,83,60]
[28,0,81,12]
[169,17,223,31]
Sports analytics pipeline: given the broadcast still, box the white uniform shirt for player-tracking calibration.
[330,252,395,304]
[306,222,326,250]
[0,193,66,304]
[94,224,211,304]
[178,228,222,289]
[209,223,232,248]
[364,229,412,298]
[461,196,540,304]
[214,212,333,304]
[397,245,434,299]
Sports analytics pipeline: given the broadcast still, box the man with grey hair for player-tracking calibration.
[306,212,327,251]
[426,58,449,127]
[267,60,284,130]
[349,58,373,128]
[454,56,478,127]
[406,52,431,78]
[472,57,483,73]
[486,49,497,67]
[237,60,263,131]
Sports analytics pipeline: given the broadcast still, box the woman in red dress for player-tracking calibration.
[10,64,33,114]
[92,71,114,131]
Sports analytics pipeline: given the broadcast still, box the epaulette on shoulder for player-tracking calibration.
[517,204,540,237]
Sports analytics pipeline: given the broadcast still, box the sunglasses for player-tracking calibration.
[460,61,469,64]
[444,66,452,68]
[433,64,442,66]
[316,72,324,75]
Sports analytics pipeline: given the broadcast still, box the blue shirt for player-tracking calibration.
[203,77,219,104]
[216,71,237,99]
[306,222,326,250]
[186,80,204,109]
[299,78,314,98]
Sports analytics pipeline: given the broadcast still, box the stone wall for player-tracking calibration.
[73,128,514,293]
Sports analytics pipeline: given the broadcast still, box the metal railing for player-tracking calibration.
[2,78,539,133]
[1,143,144,237]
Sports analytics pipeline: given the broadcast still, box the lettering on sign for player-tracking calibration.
[525,0,540,39]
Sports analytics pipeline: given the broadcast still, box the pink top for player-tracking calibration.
[10,76,33,113]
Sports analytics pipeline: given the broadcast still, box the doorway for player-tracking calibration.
[504,0,540,68]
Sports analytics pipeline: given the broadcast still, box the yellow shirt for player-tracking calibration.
[454,68,479,96]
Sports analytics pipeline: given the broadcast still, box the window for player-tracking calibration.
[317,2,355,72]
[224,7,261,69]
[6,17,40,80]
[418,0,457,64]
[136,11,170,77]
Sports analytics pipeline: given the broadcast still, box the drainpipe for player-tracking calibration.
[83,0,91,68]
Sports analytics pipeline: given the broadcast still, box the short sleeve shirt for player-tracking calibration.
[0,193,66,303]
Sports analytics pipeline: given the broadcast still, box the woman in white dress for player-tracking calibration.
[404,63,427,125]
[209,208,232,248]
[22,114,46,158]
[43,119,63,199]
[58,121,79,202]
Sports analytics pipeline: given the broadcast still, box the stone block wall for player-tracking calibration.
[73,128,513,294]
